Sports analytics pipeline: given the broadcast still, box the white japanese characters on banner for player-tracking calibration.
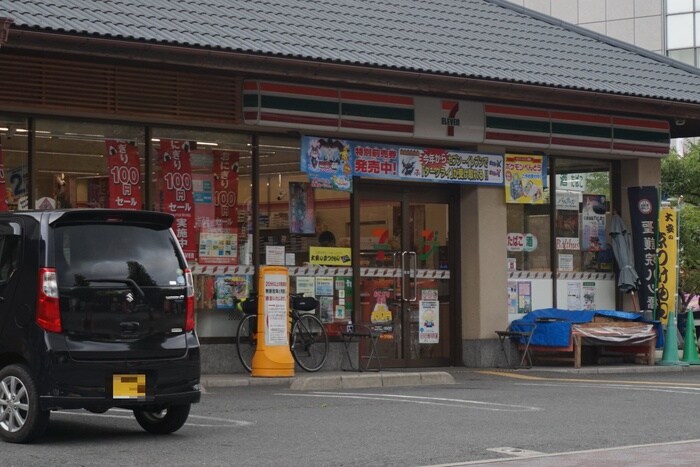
[105,139,142,210]
[159,139,196,261]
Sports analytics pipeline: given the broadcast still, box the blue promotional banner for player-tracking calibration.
[300,137,353,192]
[301,135,504,191]
[628,186,659,315]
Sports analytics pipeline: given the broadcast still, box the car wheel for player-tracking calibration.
[133,404,190,434]
[0,364,50,443]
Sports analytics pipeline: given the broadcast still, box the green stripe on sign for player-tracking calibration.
[243,94,258,107]
[486,116,550,134]
[553,122,611,139]
[261,95,339,115]
[614,128,669,144]
[342,103,414,122]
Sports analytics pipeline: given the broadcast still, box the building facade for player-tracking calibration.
[1,0,700,373]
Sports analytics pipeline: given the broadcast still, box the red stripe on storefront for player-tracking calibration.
[340,119,413,133]
[260,112,338,127]
[550,111,611,125]
[612,142,669,154]
[551,137,611,149]
[259,82,338,99]
[243,111,258,121]
[485,131,550,144]
[612,117,669,131]
[340,90,413,106]
[484,104,549,119]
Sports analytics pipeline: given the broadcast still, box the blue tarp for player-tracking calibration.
[509,308,663,348]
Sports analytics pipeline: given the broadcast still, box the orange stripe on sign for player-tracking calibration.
[612,117,669,131]
[340,90,414,106]
[485,105,549,119]
[260,82,338,99]
[612,142,668,154]
[550,111,611,125]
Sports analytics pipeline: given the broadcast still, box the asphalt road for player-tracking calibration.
[5,368,700,466]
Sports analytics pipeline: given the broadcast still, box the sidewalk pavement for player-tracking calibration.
[201,362,700,392]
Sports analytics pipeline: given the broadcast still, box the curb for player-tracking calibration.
[201,371,456,391]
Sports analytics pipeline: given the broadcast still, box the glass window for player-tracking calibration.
[0,117,29,211]
[258,135,351,328]
[35,120,145,210]
[669,48,697,65]
[150,128,252,339]
[667,14,695,49]
[668,0,694,13]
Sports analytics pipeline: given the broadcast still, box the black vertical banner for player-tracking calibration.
[628,186,659,315]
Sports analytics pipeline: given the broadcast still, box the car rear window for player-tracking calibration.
[54,223,186,287]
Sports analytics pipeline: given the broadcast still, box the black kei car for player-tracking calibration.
[0,209,200,443]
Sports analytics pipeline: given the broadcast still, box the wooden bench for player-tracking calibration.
[571,321,656,368]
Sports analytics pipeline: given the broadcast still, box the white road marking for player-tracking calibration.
[53,409,252,426]
[487,446,545,457]
[276,391,541,412]
[517,381,700,395]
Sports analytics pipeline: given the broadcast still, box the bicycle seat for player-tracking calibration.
[291,294,318,311]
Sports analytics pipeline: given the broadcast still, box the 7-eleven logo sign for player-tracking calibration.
[441,100,460,137]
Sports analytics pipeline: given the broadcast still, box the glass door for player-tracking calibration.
[354,181,454,368]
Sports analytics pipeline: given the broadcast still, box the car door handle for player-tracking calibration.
[120,321,140,332]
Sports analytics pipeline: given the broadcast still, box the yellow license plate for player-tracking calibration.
[112,374,146,399]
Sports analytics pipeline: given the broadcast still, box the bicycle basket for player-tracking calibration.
[292,295,318,312]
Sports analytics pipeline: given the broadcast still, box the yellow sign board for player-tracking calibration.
[309,246,352,266]
[658,206,678,324]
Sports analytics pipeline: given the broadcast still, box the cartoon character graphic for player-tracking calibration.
[370,289,393,324]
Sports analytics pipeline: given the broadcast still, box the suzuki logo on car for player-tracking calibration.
[125,293,134,303]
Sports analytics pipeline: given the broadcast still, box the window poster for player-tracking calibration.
[581,194,607,252]
[315,276,334,296]
[105,139,142,210]
[215,275,235,310]
[198,227,238,265]
[582,281,596,310]
[265,245,285,265]
[289,181,315,234]
[300,137,353,192]
[517,281,532,314]
[319,295,334,323]
[505,154,545,204]
[556,192,580,251]
[295,276,315,297]
[192,172,215,228]
[419,299,439,344]
[159,139,196,261]
[507,281,518,314]
[567,282,581,310]
[558,254,574,272]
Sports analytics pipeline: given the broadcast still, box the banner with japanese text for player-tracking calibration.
[505,154,545,204]
[0,144,7,212]
[105,139,142,210]
[159,139,196,261]
[657,207,678,324]
[581,194,607,251]
[212,150,239,228]
[300,135,504,190]
[628,186,659,315]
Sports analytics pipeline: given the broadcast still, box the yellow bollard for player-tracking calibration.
[251,266,295,377]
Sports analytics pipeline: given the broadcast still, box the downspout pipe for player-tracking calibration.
[0,17,12,47]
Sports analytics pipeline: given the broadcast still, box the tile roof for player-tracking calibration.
[3,0,700,104]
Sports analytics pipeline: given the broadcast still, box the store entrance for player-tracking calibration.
[353,180,455,368]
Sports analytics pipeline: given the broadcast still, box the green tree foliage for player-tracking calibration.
[661,142,700,311]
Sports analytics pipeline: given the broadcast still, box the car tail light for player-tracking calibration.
[184,268,195,331]
[37,268,62,333]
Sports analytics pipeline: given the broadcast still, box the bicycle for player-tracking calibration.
[235,292,329,373]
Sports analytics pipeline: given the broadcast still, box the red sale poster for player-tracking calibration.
[159,139,196,262]
[0,144,7,212]
[212,150,239,227]
[105,139,142,210]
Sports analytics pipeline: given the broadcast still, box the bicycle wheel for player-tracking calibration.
[290,313,328,372]
[236,314,257,373]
